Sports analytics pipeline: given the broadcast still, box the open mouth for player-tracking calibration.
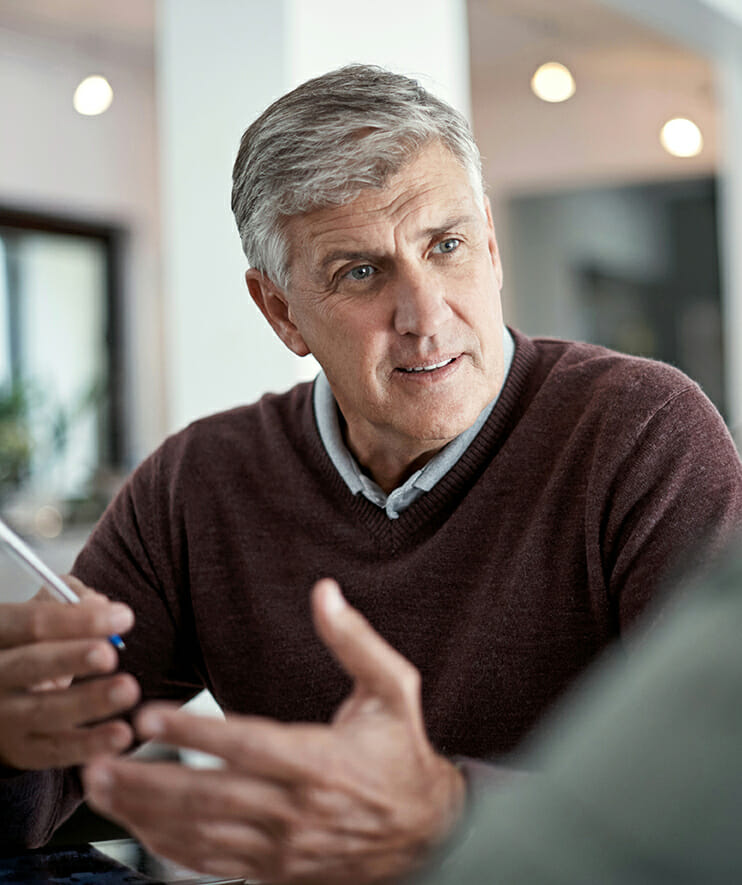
[397,357,457,374]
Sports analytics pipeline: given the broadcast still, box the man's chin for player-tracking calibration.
[397,413,478,446]
[414,393,490,435]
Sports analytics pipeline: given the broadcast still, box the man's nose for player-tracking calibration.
[392,266,452,337]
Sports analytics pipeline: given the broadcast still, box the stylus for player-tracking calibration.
[0,516,125,650]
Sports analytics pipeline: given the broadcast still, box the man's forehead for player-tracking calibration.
[290,168,481,256]
[278,141,486,282]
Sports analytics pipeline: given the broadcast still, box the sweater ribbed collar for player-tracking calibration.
[313,327,515,519]
[307,328,538,548]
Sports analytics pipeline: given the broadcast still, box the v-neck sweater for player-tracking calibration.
[312,325,515,517]
[3,329,742,849]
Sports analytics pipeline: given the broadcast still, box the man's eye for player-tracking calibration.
[346,265,376,281]
[432,238,461,254]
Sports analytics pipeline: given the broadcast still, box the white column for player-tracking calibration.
[157,0,293,433]
[157,0,470,432]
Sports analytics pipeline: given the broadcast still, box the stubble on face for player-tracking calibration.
[280,142,506,490]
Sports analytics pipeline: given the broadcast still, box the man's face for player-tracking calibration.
[254,140,506,476]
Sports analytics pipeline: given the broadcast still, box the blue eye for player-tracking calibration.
[347,265,376,281]
[433,238,461,254]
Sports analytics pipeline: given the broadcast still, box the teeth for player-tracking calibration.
[401,358,454,373]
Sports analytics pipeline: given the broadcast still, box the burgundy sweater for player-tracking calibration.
[4,330,742,848]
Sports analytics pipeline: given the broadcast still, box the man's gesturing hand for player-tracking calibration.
[0,579,138,770]
[84,579,466,884]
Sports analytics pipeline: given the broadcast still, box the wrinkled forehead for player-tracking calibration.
[282,142,486,272]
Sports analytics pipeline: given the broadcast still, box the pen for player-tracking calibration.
[0,516,125,650]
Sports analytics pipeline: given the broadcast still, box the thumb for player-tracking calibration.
[32,575,105,604]
[311,578,421,713]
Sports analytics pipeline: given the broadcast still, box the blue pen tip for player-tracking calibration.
[109,634,126,650]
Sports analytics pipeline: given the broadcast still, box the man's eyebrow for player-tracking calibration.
[319,250,385,272]
[420,214,480,239]
[318,215,481,272]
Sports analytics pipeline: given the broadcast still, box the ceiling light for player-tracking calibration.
[531,62,576,103]
[73,75,114,116]
[660,117,703,158]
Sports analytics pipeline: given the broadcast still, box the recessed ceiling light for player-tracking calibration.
[660,117,703,158]
[73,75,114,116]
[531,62,576,103]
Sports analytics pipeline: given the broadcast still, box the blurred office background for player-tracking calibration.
[1,0,741,579]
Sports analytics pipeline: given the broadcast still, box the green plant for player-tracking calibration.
[0,381,32,501]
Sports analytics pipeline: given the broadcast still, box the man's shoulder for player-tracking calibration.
[523,333,700,405]
[184,381,314,437]
[145,381,316,472]
[95,381,319,541]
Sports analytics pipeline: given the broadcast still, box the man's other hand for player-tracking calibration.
[84,578,466,883]
[0,579,138,770]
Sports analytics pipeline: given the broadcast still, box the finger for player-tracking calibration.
[32,575,101,603]
[18,719,135,769]
[84,759,296,878]
[8,672,141,733]
[132,711,391,833]
[61,574,99,597]
[311,578,422,712]
[0,639,118,690]
[136,705,330,782]
[29,575,114,609]
[84,759,293,830]
[0,596,134,649]
[84,761,297,880]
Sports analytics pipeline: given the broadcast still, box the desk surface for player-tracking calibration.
[0,839,247,885]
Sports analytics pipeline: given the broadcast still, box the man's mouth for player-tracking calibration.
[397,357,457,374]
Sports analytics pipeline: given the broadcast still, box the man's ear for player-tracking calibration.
[244,269,311,357]
[483,198,504,291]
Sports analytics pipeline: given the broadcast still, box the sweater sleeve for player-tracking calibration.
[0,441,206,850]
[72,439,206,707]
[598,384,742,628]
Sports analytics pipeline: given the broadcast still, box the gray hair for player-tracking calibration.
[231,64,484,290]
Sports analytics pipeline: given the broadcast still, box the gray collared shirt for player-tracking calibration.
[313,327,515,519]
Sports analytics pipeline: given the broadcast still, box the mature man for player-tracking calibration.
[1,65,741,884]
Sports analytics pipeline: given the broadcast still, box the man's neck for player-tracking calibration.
[344,427,448,494]
[313,328,515,504]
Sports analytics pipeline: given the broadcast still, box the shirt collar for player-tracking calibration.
[313,326,515,518]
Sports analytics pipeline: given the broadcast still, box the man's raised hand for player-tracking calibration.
[84,579,465,883]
